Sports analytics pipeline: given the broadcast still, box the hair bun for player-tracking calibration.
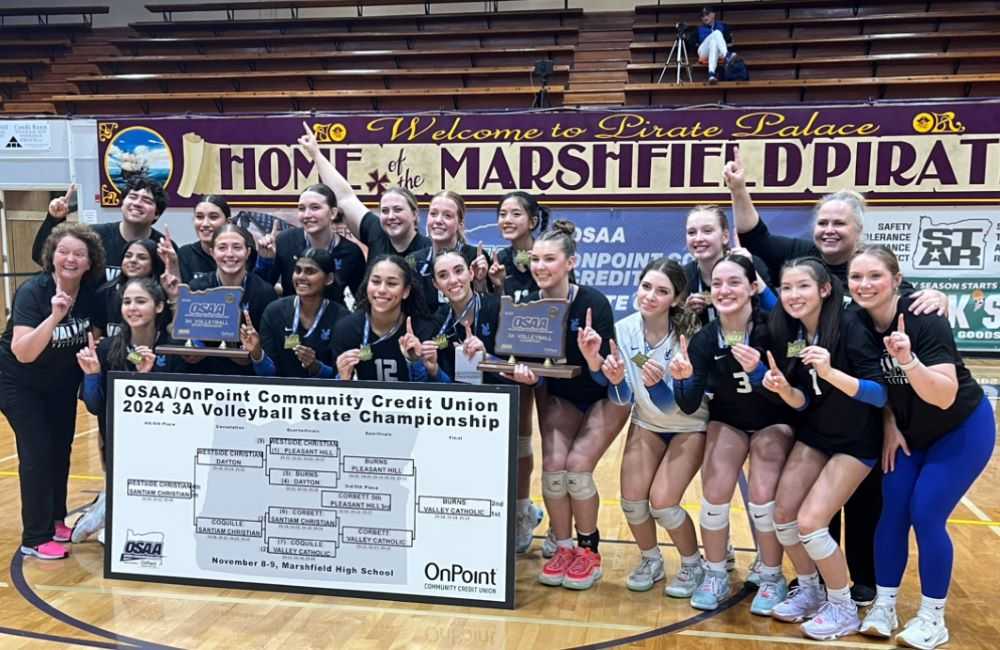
[551,219,576,236]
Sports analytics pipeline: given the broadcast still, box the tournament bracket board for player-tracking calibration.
[104,372,518,609]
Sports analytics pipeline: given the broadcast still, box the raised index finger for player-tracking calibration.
[476,242,484,258]
[65,183,77,203]
[897,313,905,335]
[767,349,778,371]
[733,145,742,166]
[609,338,620,358]
[302,121,312,136]
[679,334,688,357]
[406,316,414,336]
[585,307,592,330]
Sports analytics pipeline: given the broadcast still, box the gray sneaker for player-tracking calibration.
[771,584,825,623]
[71,491,106,543]
[626,554,665,591]
[665,561,705,598]
[541,528,557,558]
[515,504,544,554]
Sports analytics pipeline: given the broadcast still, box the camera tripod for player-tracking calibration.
[657,28,693,84]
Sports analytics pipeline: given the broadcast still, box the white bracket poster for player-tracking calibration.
[105,373,518,609]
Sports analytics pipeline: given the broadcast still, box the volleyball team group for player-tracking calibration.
[0,126,993,649]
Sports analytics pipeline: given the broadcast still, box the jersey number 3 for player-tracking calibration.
[732,371,752,394]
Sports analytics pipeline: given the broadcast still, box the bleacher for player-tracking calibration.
[1,1,999,114]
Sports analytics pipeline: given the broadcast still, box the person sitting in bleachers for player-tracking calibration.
[697,5,732,85]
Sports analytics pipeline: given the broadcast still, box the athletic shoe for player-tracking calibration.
[626,554,664,592]
[53,521,72,543]
[708,74,718,85]
[690,569,729,610]
[725,544,736,572]
[665,562,704,598]
[20,541,68,560]
[860,602,898,638]
[771,584,825,623]
[97,527,105,545]
[541,528,557,559]
[72,491,106,543]
[515,504,544,554]
[539,546,575,586]
[851,583,876,606]
[801,600,861,641]
[563,548,602,590]
[745,554,762,587]
[750,575,788,616]
[895,613,949,650]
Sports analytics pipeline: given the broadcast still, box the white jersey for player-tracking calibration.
[614,312,709,433]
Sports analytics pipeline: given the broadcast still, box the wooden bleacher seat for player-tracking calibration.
[66,64,571,93]
[625,72,1000,104]
[0,5,108,25]
[0,58,52,79]
[0,75,28,98]
[146,0,511,21]
[633,1,985,21]
[50,85,566,113]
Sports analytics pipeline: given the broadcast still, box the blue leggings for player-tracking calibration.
[874,397,996,598]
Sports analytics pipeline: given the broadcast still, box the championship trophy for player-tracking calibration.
[156,285,249,358]
[477,296,581,378]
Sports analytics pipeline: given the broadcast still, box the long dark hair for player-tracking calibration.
[353,254,430,320]
[106,277,169,370]
[196,194,231,220]
[296,247,338,300]
[102,239,164,293]
[711,253,761,315]
[768,256,843,371]
[638,257,699,340]
[211,223,258,270]
[498,191,550,236]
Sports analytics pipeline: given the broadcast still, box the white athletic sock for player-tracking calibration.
[875,585,899,607]
[758,563,782,579]
[828,585,853,605]
[556,538,574,550]
[799,572,821,587]
[517,499,532,514]
[680,552,701,566]
[706,560,727,574]
[640,547,661,560]
[919,595,946,620]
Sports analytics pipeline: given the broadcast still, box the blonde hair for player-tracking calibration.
[431,190,467,243]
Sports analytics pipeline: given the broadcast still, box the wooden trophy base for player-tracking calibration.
[156,344,249,359]
[478,358,581,379]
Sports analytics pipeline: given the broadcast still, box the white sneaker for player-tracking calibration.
[771,584,825,623]
[515,504,544,554]
[860,602,898,638]
[726,543,736,572]
[665,561,704,598]
[540,528,557,558]
[895,612,949,650]
[97,527,105,545]
[689,569,730,610]
[626,554,665,592]
[801,599,861,641]
[71,491,106,543]
[745,553,762,586]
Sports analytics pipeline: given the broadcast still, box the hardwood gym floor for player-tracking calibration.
[0,364,996,649]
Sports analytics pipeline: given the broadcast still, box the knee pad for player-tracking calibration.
[566,471,597,501]
[621,499,651,525]
[800,527,838,562]
[517,436,533,459]
[652,504,688,531]
[748,501,776,533]
[541,471,567,498]
[774,520,800,547]
[699,498,730,531]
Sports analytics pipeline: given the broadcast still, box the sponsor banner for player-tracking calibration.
[96,104,1000,208]
[107,373,517,609]
[864,207,1000,353]
[0,120,51,151]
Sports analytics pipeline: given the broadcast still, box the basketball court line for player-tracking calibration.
[677,630,896,648]
[959,496,1000,538]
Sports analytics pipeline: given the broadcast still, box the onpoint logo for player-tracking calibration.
[424,562,496,586]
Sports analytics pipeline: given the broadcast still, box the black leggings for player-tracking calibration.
[0,377,79,547]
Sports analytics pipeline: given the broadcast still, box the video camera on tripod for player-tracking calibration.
[657,22,693,83]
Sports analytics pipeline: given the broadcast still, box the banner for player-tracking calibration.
[106,373,518,609]
[95,104,1000,209]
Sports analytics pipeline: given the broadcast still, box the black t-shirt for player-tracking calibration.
[0,273,102,390]
[494,245,537,303]
[358,211,431,265]
[771,307,885,458]
[521,285,614,406]
[177,242,216,284]
[860,295,984,449]
[98,282,124,338]
[258,295,349,378]
[185,271,277,376]
[683,257,772,325]
[741,219,838,284]
[31,215,172,284]
[408,243,486,313]
[256,227,366,308]
[431,292,501,384]
[331,310,436,382]
[675,317,791,430]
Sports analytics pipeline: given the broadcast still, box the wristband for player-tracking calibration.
[899,354,920,372]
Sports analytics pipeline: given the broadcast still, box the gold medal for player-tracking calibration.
[127,350,143,365]
[786,339,806,358]
[284,334,300,349]
[724,332,745,347]
[434,334,449,350]
[630,352,650,367]
[358,345,373,361]
[514,250,531,269]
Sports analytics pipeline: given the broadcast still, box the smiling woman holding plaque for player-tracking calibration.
[502,220,630,591]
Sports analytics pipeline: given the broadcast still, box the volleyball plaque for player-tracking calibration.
[479,296,580,379]
[157,285,248,358]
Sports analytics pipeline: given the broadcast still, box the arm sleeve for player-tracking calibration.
[853,379,887,407]
[81,372,105,416]
[607,379,632,405]
[315,362,335,379]
[12,282,46,328]
[592,293,616,358]
[647,380,676,412]
[253,255,280,285]
[259,304,284,365]
[912,313,960,368]
[673,333,710,414]
[252,353,277,377]
[759,286,778,312]
[31,214,62,265]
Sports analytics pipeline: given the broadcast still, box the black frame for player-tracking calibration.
[104,371,519,610]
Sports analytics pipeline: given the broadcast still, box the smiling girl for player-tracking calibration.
[488,191,550,303]
[99,239,165,338]
[176,195,230,283]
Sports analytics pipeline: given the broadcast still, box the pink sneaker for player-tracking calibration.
[53,521,72,542]
[563,548,603,590]
[539,546,576,586]
[21,541,68,560]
